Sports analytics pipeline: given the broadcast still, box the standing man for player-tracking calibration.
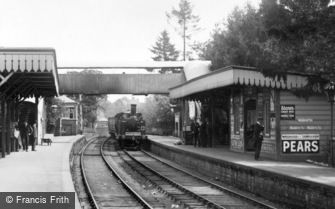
[200,118,208,147]
[254,121,265,160]
[27,123,34,151]
[204,117,210,147]
[190,120,195,146]
[14,124,22,151]
[32,122,37,151]
[191,120,200,147]
[20,121,29,152]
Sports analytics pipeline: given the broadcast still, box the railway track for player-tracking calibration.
[120,149,278,209]
[80,137,154,209]
[80,137,279,209]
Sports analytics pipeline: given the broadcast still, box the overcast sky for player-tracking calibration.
[2,0,260,102]
[1,0,260,67]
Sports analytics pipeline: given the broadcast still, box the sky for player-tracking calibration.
[1,0,260,102]
[1,0,260,67]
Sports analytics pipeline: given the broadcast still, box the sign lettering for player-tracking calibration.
[280,105,295,120]
[281,134,319,153]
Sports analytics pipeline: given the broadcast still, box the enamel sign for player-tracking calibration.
[280,105,295,120]
[282,134,319,153]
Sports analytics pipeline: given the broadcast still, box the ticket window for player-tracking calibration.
[244,99,257,151]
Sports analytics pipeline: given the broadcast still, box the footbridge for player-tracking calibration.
[59,73,184,95]
[58,61,211,95]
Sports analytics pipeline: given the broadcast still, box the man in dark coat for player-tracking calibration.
[254,121,265,160]
[200,118,210,147]
[191,120,200,147]
[30,122,37,151]
[19,121,30,152]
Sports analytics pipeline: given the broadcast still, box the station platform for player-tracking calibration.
[147,135,335,208]
[0,134,84,209]
[148,135,335,187]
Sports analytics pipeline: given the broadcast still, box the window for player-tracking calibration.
[69,107,75,119]
[63,107,75,119]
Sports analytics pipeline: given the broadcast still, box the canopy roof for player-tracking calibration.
[169,66,309,99]
[57,95,77,104]
[0,48,59,99]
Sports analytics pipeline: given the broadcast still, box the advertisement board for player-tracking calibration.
[281,134,319,153]
[280,105,295,120]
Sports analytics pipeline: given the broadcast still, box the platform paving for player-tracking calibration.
[0,134,83,209]
[148,135,335,188]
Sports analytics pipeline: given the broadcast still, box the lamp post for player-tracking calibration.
[325,81,335,167]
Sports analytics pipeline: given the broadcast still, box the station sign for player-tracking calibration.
[282,134,319,153]
[280,105,295,120]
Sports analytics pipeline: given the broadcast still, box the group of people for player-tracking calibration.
[13,121,37,152]
[190,119,265,160]
[190,118,210,148]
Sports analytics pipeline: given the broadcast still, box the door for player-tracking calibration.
[244,99,257,151]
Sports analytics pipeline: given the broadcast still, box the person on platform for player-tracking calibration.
[191,120,200,147]
[14,124,21,151]
[28,123,35,151]
[20,121,29,152]
[32,122,37,151]
[200,118,209,147]
[254,121,265,160]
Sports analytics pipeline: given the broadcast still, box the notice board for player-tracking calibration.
[280,105,295,120]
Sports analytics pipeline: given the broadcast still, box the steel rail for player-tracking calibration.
[101,138,154,209]
[142,150,277,209]
[124,150,225,209]
[80,137,100,209]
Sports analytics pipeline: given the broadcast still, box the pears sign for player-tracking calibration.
[282,134,319,153]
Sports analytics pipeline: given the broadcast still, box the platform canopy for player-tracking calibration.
[169,66,309,99]
[0,48,59,100]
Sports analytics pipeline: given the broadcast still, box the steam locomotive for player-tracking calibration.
[109,104,147,149]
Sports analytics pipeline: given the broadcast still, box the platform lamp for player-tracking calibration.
[325,81,335,167]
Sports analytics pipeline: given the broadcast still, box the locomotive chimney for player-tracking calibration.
[130,104,136,115]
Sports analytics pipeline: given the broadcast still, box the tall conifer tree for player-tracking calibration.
[166,0,200,60]
[150,30,180,73]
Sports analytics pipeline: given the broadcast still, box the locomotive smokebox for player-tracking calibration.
[131,104,136,115]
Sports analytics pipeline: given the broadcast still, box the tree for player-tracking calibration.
[150,30,180,73]
[100,96,141,118]
[66,69,107,127]
[200,0,335,85]
[167,0,200,61]
[100,95,174,135]
[151,30,179,61]
[200,4,265,70]
[257,0,335,79]
[140,95,174,135]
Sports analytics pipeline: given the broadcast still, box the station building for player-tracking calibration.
[170,66,333,162]
[54,95,82,136]
[0,48,59,158]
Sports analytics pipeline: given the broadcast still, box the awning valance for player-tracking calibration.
[169,66,308,99]
[0,48,59,99]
